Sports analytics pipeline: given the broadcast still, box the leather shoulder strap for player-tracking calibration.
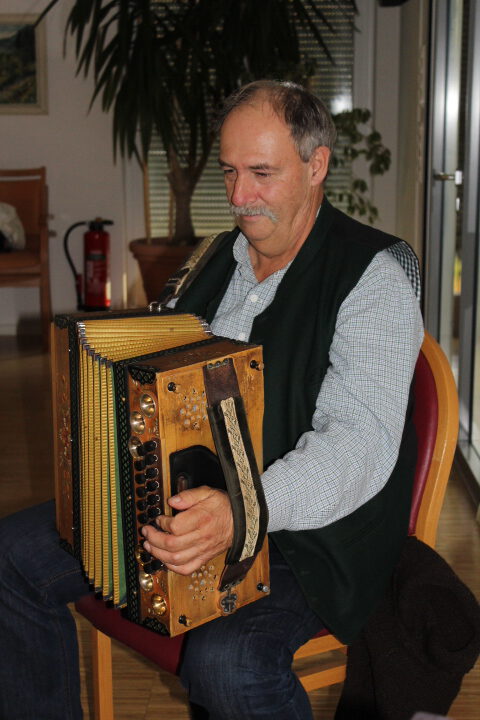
[203,357,268,591]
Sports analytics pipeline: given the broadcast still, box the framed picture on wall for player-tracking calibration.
[0,14,47,114]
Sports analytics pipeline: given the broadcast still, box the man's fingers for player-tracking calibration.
[143,533,204,566]
[167,485,216,511]
[140,487,234,576]
[156,505,215,536]
[157,487,231,536]
[142,524,202,554]
[142,526,226,575]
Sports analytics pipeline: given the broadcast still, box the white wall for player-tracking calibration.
[397,0,429,262]
[354,0,429,260]
[0,0,144,335]
[354,1,401,237]
[1,1,416,338]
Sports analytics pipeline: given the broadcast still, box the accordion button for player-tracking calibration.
[136,486,147,498]
[135,473,146,484]
[148,507,161,519]
[147,493,161,506]
[145,453,158,465]
[135,546,151,564]
[151,559,165,572]
[138,571,154,592]
[137,512,148,525]
[151,595,167,616]
[144,560,164,575]
[134,459,146,471]
[136,500,147,511]
[130,412,146,434]
[140,393,156,418]
[145,479,160,492]
[145,467,159,479]
[144,440,158,452]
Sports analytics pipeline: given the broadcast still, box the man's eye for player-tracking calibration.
[222,168,235,176]
[255,172,271,178]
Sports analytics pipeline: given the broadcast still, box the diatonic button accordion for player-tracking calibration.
[51,308,269,636]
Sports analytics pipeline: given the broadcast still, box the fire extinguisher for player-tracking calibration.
[64,218,113,311]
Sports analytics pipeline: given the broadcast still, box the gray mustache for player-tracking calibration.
[229,204,278,223]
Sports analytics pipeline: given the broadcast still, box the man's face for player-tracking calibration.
[219,100,329,265]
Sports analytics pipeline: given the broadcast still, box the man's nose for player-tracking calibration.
[230,174,255,207]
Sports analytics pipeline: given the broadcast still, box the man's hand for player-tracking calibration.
[142,486,234,575]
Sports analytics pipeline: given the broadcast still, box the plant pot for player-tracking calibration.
[129,237,193,304]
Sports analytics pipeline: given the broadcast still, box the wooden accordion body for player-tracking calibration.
[51,309,269,636]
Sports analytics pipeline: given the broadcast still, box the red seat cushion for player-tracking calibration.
[409,350,438,535]
[309,628,331,640]
[76,593,332,671]
[75,594,184,675]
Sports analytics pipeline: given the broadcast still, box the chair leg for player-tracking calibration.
[91,627,115,720]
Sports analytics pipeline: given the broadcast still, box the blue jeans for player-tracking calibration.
[0,501,324,719]
[0,501,89,720]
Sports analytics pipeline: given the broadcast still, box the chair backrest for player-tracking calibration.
[0,168,47,254]
[409,331,459,547]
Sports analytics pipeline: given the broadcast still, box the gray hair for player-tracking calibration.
[216,80,337,161]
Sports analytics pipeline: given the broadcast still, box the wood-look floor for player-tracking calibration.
[1,335,479,720]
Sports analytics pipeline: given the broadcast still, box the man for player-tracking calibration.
[0,81,423,720]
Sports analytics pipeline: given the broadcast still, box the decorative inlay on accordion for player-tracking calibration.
[51,309,269,636]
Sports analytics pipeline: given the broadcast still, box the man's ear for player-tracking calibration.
[310,146,331,187]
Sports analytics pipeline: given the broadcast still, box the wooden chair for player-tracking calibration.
[75,330,459,718]
[0,168,51,352]
[292,329,459,690]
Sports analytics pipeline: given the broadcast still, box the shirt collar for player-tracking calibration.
[232,231,292,286]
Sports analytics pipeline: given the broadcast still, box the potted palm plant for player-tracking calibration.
[38,0,389,299]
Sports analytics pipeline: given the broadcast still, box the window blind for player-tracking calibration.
[147,2,354,238]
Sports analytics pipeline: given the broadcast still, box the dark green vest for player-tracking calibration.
[175,198,417,643]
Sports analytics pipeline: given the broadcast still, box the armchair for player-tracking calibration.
[0,168,51,352]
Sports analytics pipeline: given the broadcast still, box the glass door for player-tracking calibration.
[424,0,464,372]
[425,0,480,488]
[460,0,480,464]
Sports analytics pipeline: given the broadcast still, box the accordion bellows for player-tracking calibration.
[51,309,269,636]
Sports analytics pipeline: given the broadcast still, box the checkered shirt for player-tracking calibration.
[208,233,424,532]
